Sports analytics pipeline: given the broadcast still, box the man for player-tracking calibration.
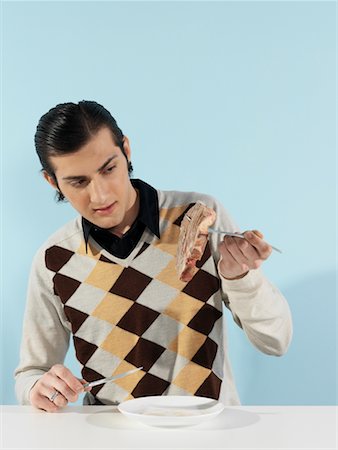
[15,100,292,412]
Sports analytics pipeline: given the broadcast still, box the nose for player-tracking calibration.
[88,178,109,206]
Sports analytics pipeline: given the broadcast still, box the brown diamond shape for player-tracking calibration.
[53,273,81,304]
[135,242,150,258]
[64,305,89,334]
[99,255,116,263]
[81,366,105,397]
[45,246,74,272]
[131,372,170,398]
[191,337,218,369]
[109,267,152,301]
[183,270,220,302]
[195,372,222,400]
[117,303,160,336]
[73,336,98,365]
[173,203,195,226]
[125,337,165,371]
[195,242,212,268]
[187,303,223,335]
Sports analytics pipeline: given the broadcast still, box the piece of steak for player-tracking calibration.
[176,202,216,282]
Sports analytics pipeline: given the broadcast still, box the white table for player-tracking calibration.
[1,405,337,449]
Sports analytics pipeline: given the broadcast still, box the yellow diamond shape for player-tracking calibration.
[173,362,211,394]
[101,327,139,359]
[168,326,206,360]
[92,293,134,325]
[112,361,145,392]
[164,292,204,325]
[156,258,187,290]
[159,204,189,222]
[85,261,124,291]
[77,241,101,259]
[155,224,180,257]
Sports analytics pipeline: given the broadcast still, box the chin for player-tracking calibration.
[93,215,121,230]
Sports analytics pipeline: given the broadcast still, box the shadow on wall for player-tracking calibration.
[227,270,336,405]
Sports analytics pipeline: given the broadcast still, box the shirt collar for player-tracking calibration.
[82,178,160,250]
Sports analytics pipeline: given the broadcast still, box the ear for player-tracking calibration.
[43,171,59,190]
[122,136,131,162]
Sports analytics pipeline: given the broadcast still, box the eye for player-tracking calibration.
[70,179,87,188]
[104,165,116,174]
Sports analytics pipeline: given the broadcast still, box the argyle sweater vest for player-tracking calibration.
[45,200,225,405]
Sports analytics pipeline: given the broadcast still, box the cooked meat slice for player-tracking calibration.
[176,202,216,282]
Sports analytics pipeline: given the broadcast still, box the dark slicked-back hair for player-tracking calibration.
[35,100,133,201]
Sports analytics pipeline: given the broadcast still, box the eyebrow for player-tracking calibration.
[62,156,117,181]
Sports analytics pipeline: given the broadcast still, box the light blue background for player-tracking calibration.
[2,1,336,406]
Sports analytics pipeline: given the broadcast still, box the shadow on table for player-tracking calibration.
[86,407,260,431]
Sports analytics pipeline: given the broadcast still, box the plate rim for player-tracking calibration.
[117,395,225,420]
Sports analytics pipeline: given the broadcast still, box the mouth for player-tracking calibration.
[93,202,116,215]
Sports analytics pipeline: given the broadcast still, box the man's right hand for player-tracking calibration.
[29,364,90,412]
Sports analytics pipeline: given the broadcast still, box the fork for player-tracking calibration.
[83,367,143,388]
[208,228,282,254]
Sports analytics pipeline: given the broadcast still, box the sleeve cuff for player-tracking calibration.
[15,372,44,405]
[218,261,264,293]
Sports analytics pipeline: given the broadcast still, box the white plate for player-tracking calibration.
[117,395,225,428]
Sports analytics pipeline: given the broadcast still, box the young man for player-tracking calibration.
[15,101,292,412]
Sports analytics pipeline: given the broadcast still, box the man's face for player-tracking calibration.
[45,127,137,234]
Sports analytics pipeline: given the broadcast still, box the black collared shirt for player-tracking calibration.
[82,179,160,259]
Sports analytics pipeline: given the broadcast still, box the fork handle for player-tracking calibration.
[208,229,282,253]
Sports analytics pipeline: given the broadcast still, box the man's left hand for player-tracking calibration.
[218,230,272,280]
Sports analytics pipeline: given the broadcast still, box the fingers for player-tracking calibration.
[29,364,86,413]
[219,242,249,278]
[50,365,85,401]
[231,236,260,264]
[38,383,68,409]
[243,231,272,259]
[33,393,59,413]
[30,380,61,413]
[218,229,272,279]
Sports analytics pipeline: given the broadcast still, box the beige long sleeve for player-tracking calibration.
[219,266,293,356]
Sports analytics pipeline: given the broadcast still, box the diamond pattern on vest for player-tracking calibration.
[195,371,222,399]
[99,254,116,263]
[117,303,160,336]
[196,243,211,268]
[131,372,170,397]
[53,273,81,304]
[191,337,218,370]
[109,267,152,300]
[172,203,195,226]
[64,305,88,334]
[47,204,224,403]
[183,269,220,302]
[187,303,223,335]
[73,336,98,365]
[125,337,166,371]
[45,246,74,272]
